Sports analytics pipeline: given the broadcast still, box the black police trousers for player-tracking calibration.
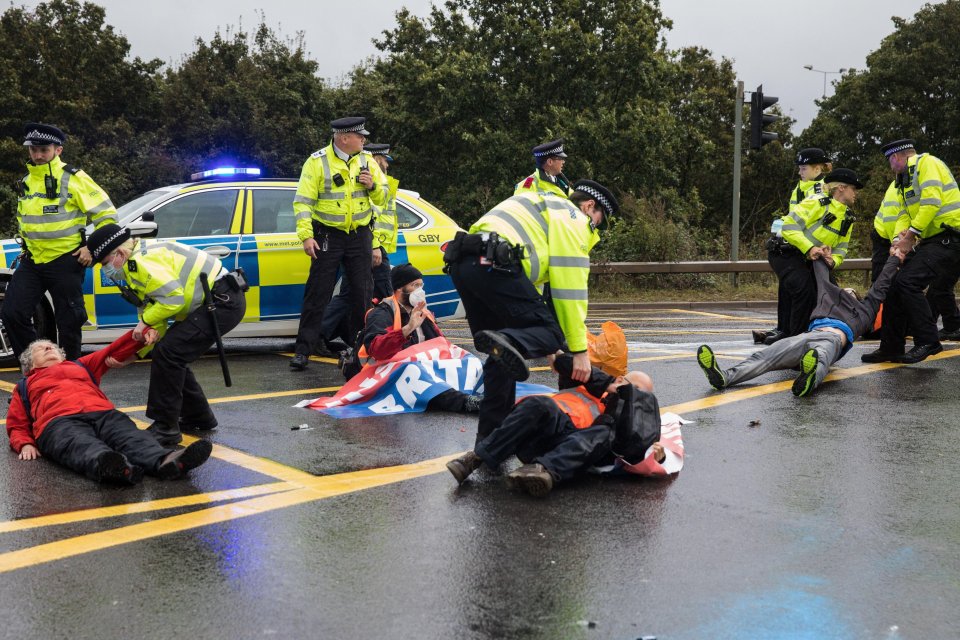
[427,388,470,413]
[36,410,171,481]
[146,279,246,427]
[870,229,892,284]
[768,247,816,337]
[881,236,960,350]
[448,256,566,441]
[320,247,392,346]
[294,225,373,357]
[1,251,87,360]
[474,396,612,481]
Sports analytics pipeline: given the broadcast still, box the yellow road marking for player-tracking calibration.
[0,380,14,392]
[0,453,460,574]
[0,482,293,533]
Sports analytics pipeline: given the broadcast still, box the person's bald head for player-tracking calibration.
[624,370,653,392]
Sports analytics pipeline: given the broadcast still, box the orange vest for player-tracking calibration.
[549,386,605,429]
[357,295,436,360]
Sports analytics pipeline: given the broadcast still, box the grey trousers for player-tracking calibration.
[724,330,845,390]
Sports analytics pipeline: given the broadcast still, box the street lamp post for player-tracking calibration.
[803,65,848,98]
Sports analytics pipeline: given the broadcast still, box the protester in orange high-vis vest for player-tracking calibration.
[446,354,666,497]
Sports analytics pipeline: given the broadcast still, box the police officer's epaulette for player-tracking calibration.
[311,149,326,158]
[819,196,831,206]
[812,182,824,194]
[62,164,80,175]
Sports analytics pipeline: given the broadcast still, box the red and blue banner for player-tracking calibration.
[297,337,554,418]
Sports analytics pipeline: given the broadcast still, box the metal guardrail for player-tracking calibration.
[590,258,872,274]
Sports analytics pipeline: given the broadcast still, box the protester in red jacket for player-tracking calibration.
[6,331,212,484]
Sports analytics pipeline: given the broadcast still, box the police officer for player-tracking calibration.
[755,148,832,344]
[86,224,247,446]
[863,139,960,363]
[765,168,860,342]
[445,179,617,442]
[1,123,118,360]
[289,117,387,370]
[871,180,908,283]
[514,139,572,198]
[316,142,398,353]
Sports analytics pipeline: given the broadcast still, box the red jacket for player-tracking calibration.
[5,331,143,453]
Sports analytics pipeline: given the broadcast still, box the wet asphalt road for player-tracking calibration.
[1,308,959,640]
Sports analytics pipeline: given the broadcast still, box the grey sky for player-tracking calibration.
[21,0,935,132]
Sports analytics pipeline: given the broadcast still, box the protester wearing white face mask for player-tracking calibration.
[355,263,481,413]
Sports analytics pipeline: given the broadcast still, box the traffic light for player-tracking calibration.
[750,84,779,150]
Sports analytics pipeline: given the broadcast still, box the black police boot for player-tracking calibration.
[463,394,483,414]
[157,439,214,480]
[96,451,143,485]
[474,330,529,382]
[289,353,309,371]
[179,415,218,431]
[861,348,903,364]
[898,343,943,364]
[314,338,335,358]
[763,330,786,345]
[505,463,555,497]
[146,421,183,447]
[938,327,960,341]
[446,451,482,484]
[752,329,775,344]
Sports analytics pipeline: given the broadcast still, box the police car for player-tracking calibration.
[0,167,464,362]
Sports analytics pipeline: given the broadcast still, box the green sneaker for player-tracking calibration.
[696,345,726,390]
[792,348,819,397]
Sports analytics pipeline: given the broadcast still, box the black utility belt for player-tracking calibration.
[312,220,370,236]
[214,269,249,293]
[765,236,801,255]
[443,231,524,268]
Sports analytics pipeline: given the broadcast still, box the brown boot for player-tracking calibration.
[446,451,482,484]
[506,463,555,497]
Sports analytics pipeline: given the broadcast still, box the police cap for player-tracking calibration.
[22,122,66,147]
[532,138,567,159]
[364,143,393,162]
[795,147,830,165]
[573,179,618,229]
[331,116,370,136]
[880,138,916,157]
[823,168,864,190]
[87,223,131,262]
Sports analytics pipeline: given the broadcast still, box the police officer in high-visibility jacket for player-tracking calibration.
[767,168,860,341]
[871,180,908,283]
[86,224,247,447]
[444,179,617,442]
[289,117,387,371]
[514,139,572,198]
[864,139,960,364]
[316,142,398,353]
[1,123,118,360]
[755,148,832,345]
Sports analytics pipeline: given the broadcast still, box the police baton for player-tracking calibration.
[199,272,232,387]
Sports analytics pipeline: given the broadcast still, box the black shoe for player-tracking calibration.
[791,348,819,397]
[474,330,529,382]
[446,451,482,484]
[96,451,143,485]
[178,416,218,431]
[314,338,335,358]
[463,394,483,414]
[147,421,183,447]
[157,439,214,480]
[506,463,555,497]
[763,330,786,345]
[938,327,960,341]
[898,343,943,364]
[861,349,904,364]
[289,353,309,370]
[752,329,776,344]
[696,345,726,390]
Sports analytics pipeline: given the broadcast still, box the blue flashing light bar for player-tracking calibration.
[190,167,262,181]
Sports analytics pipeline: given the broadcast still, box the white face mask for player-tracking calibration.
[101,259,123,281]
[408,287,427,307]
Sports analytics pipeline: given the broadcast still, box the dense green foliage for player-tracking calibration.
[1,0,955,264]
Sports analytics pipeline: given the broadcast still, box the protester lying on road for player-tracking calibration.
[697,249,904,397]
[6,332,212,485]
[446,354,678,497]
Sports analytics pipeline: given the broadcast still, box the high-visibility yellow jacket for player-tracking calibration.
[121,240,225,329]
[514,169,571,199]
[293,143,387,241]
[469,192,599,352]
[16,157,117,264]
[780,193,855,266]
[893,153,960,238]
[874,181,908,241]
[372,175,399,253]
[788,178,825,213]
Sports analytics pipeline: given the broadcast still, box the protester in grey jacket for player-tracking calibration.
[696,250,904,397]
